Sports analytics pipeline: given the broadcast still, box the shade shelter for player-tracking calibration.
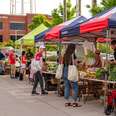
[60,7,116,41]
[15,24,48,46]
[35,16,87,43]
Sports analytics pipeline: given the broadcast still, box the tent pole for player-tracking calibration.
[44,39,47,61]
[104,29,111,109]
[34,40,36,54]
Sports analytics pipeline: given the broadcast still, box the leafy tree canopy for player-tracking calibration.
[88,0,116,16]
[28,15,52,30]
[51,0,76,26]
[29,0,76,30]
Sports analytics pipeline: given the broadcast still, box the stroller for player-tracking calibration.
[105,90,116,115]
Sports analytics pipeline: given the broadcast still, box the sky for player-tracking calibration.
[0,0,101,18]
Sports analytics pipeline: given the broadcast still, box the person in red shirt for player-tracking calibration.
[8,48,16,79]
[32,44,48,95]
[20,51,27,81]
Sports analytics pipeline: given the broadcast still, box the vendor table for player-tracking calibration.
[82,78,116,84]
[42,71,56,76]
[42,71,58,91]
[80,78,116,103]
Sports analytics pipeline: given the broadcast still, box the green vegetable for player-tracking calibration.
[96,68,105,79]
[86,50,95,58]
[109,66,116,81]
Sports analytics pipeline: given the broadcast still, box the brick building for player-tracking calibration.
[0,14,51,43]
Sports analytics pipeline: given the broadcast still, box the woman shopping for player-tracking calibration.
[62,44,81,107]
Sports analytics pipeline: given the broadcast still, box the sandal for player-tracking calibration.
[65,102,72,107]
[72,103,82,107]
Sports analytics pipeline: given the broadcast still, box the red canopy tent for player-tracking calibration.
[78,7,116,41]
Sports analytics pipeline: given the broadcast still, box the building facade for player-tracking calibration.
[0,13,51,43]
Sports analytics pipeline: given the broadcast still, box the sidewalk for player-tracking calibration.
[0,75,105,116]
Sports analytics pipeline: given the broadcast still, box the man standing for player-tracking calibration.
[32,44,48,95]
[8,48,16,79]
[26,49,33,67]
[0,49,5,74]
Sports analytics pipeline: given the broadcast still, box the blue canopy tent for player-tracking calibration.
[35,16,87,43]
[60,16,87,38]
[35,28,51,43]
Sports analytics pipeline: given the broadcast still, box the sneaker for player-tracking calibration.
[10,76,15,79]
[41,90,48,95]
[32,91,39,95]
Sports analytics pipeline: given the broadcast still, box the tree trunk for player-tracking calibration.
[63,0,67,22]
[76,0,81,16]
[92,0,97,8]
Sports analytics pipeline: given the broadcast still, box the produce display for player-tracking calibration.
[79,66,116,82]
[95,68,106,80]
[86,68,96,78]
[108,64,116,81]
[47,63,57,73]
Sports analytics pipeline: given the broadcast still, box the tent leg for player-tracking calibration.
[104,29,111,109]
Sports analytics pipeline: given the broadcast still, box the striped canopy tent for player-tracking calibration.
[60,7,116,41]
[15,24,48,46]
[35,16,87,43]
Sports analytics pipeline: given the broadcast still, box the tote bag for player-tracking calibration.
[55,64,63,79]
[68,55,78,82]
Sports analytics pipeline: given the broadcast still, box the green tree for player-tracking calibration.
[29,0,76,30]
[51,0,76,26]
[29,15,52,30]
[87,0,116,16]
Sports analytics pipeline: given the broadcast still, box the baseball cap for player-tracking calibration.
[9,47,14,51]
[40,43,45,49]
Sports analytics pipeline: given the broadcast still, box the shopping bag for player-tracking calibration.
[55,64,63,79]
[68,54,78,82]
[68,65,78,81]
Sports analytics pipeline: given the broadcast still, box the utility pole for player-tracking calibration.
[21,0,24,14]
[14,0,16,14]
[63,0,67,22]
[10,0,12,14]
[10,0,16,14]
[30,0,33,13]
[34,0,36,13]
